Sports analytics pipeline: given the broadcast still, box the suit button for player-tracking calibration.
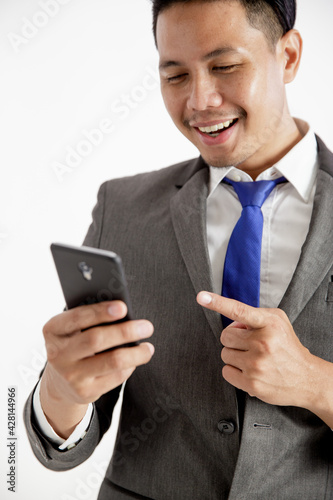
[218,420,235,434]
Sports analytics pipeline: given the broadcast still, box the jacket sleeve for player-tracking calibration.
[83,181,107,248]
[23,384,121,471]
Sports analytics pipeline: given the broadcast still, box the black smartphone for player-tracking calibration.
[50,242,138,348]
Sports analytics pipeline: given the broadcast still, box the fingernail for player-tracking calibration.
[198,292,212,305]
[147,343,155,355]
[137,321,153,338]
[108,302,123,317]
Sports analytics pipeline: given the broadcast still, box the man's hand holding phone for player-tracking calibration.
[40,301,154,440]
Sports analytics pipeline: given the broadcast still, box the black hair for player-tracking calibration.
[151,0,297,50]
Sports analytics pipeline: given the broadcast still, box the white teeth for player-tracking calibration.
[198,119,235,134]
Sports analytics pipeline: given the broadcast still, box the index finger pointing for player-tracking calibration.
[196,292,266,329]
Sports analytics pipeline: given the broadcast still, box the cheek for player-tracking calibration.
[238,71,266,114]
[237,69,282,129]
[219,71,261,122]
[251,64,285,114]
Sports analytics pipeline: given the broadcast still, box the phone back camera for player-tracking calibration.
[78,261,93,281]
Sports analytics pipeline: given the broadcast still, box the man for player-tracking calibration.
[24,0,333,498]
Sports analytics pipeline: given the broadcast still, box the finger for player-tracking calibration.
[77,342,155,379]
[43,301,128,338]
[229,322,248,330]
[221,346,247,371]
[221,327,251,350]
[71,320,154,359]
[222,364,245,391]
[93,368,137,400]
[65,368,136,404]
[197,292,266,329]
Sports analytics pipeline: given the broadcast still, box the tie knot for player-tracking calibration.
[224,176,287,208]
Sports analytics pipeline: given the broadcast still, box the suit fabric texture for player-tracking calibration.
[24,136,333,499]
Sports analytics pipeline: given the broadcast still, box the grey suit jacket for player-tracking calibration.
[24,136,333,499]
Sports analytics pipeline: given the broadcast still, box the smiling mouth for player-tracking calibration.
[196,118,238,137]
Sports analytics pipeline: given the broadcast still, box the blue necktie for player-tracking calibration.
[221,176,287,327]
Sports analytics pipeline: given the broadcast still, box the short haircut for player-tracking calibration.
[151,0,297,51]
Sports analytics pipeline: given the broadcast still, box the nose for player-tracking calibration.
[187,75,223,111]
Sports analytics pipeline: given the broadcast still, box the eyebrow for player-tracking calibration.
[159,46,239,71]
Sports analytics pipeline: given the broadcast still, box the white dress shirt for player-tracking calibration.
[207,119,318,307]
[33,118,319,449]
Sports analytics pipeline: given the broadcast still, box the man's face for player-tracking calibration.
[157,1,294,174]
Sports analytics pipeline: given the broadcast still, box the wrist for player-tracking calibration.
[40,366,89,439]
[300,354,333,428]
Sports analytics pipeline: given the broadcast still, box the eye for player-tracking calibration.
[213,65,238,73]
[166,73,187,83]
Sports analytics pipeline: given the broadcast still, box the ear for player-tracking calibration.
[279,29,303,84]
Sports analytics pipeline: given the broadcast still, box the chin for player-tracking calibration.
[200,152,234,169]
[200,146,255,170]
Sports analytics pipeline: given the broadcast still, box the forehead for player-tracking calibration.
[156,1,266,61]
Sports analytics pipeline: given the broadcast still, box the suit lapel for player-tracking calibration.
[279,138,333,323]
[170,159,222,342]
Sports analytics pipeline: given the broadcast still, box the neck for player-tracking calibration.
[240,117,304,180]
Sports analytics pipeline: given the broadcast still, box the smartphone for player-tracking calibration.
[50,242,138,348]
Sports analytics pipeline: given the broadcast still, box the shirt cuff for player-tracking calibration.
[32,379,93,451]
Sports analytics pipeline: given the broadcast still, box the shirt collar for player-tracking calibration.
[208,118,318,203]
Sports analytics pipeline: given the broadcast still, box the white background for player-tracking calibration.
[0,1,332,499]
